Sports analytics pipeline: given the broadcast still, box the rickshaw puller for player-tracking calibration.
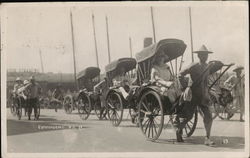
[25,76,42,120]
[224,66,245,121]
[178,45,215,146]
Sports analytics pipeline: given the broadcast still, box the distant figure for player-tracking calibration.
[25,76,42,120]
[52,84,64,112]
[224,66,245,121]
[13,77,23,94]
[17,79,30,116]
[12,77,24,113]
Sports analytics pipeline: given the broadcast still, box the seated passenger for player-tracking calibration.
[150,52,181,104]
[112,67,133,99]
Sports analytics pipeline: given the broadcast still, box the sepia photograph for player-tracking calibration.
[1,2,249,158]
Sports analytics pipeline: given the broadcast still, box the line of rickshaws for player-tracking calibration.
[62,38,235,141]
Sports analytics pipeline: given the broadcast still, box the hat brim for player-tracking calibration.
[233,67,244,72]
[193,50,213,54]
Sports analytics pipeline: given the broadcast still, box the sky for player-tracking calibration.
[2,2,248,74]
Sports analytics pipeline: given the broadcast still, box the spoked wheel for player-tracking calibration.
[138,91,164,141]
[106,92,123,126]
[215,103,235,120]
[183,108,198,137]
[78,94,91,120]
[63,95,74,114]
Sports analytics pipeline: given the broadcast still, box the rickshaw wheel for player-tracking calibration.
[183,108,198,137]
[138,91,164,141]
[106,92,123,126]
[78,94,91,120]
[215,103,235,120]
[63,95,74,114]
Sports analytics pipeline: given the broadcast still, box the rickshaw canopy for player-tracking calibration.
[77,67,100,80]
[105,58,136,75]
[135,39,187,63]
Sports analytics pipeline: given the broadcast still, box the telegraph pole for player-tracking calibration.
[70,10,78,89]
[129,37,133,57]
[39,48,44,73]
[189,7,194,62]
[92,13,100,67]
[150,6,156,43]
[106,15,111,63]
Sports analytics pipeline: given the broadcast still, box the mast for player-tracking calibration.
[129,37,133,57]
[70,10,78,90]
[91,13,100,67]
[39,48,44,73]
[150,6,156,43]
[106,15,111,63]
[189,7,194,62]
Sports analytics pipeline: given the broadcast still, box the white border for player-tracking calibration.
[1,1,249,158]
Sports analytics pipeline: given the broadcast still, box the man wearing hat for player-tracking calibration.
[25,76,42,120]
[224,66,245,121]
[177,45,219,146]
[13,77,23,94]
[12,77,24,114]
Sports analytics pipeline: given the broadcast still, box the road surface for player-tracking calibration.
[6,108,245,153]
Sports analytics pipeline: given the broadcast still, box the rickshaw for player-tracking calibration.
[63,67,105,120]
[10,92,23,120]
[206,63,236,120]
[104,58,138,126]
[135,38,198,141]
[10,89,40,120]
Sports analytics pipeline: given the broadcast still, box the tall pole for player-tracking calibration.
[189,7,194,62]
[106,15,111,63]
[70,10,78,90]
[92,13,100,67]
[150,6,156,43]
[129,37,133,58]
[39,48,44,73]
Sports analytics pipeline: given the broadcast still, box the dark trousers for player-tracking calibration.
[177,97,213,138]
[27,98,38,118]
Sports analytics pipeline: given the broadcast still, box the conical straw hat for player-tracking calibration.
[233,66,244,72]
[193,45,213,54]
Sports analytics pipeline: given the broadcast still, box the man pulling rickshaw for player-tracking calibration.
[25,76,42,120]
[178,45,222,146]
[224,66,245,122]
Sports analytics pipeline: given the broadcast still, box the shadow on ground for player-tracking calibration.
[155,136,244,150]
